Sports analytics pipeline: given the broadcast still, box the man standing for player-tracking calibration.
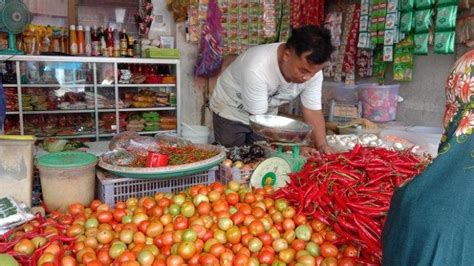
[210,25,334,154]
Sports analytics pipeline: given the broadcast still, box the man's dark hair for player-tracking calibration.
[286,25,334,65]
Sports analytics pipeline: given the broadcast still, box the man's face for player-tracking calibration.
[281,49,325,83]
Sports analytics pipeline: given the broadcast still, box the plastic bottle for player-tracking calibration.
[106,26,114,57]
[69,25,78,55]
[90,27,99,56]
[120,29,128,57]
[77,25,85,55]
[84,26,92,56]
[127,36,134,57]
[113,29,120,57]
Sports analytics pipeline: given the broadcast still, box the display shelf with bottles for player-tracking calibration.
[0,55,180,140]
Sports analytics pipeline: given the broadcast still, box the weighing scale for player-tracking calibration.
[249,115,313,188]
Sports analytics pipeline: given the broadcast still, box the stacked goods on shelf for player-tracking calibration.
[58,92,87,110]
[126,114,145,132]
[99,113,118,134]
[143,112,160,131]
[23,114,95,136]
[160,115,177,130]
[3,117,20,135]
[21,95,32,111]
[123,89,171,108]
[4,88,18,111]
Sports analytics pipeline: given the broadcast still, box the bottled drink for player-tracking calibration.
[77,25,85,55]
[91,27,100,56]
[113,29,120,57]
[120,29,128,57]
[106,26,114,56]
[69,25,78,55]
[84,26,92,56]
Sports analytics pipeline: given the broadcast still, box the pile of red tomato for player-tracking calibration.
[2,181,361,266]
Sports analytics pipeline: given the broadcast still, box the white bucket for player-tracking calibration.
[181,124,210,144]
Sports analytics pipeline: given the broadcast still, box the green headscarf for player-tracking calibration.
[382,49,474,265]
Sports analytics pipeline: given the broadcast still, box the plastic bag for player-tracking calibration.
[400,0,415,11]
[415,0,434,9]
[101,148,137,166]
[194,0,224,78]
[414,33,429,55]
[0,197,35,235]
[434,31,455,54]
[109,131,140,150]
[435,5,457,30]
[415,9,433,33]
[400,12,413,33]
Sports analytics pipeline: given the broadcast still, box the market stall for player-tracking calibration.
[1,0,473,265]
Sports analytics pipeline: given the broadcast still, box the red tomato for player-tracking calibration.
[113,208,127,223]
[96,211,113,224]
[343,245,358,258]
[173,215,189,230]
[225,193,239,205]
[338,257,356,266]
[258,250,275,264]
[320,242,339,258]
[166,255,185,266]
[258,233,273,246]
[69,203,85,216]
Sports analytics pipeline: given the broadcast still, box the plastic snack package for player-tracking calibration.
[415,0,434,9]
[414,33,429,55]
[435,5,457,30]
[434,31,455,54]
[414,8,432,33]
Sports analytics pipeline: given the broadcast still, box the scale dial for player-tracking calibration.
[250,157,291,188]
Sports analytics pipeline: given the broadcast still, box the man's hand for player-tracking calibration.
[317,144,335,154]
[300,146,319,157]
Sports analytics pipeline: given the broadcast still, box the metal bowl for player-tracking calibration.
[249,115,313,143]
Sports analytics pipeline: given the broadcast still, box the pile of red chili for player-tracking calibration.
[273,144,429,264]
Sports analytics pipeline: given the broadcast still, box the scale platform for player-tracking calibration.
[248,115,313,188]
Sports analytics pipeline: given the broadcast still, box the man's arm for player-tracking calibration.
[302,106,333,154]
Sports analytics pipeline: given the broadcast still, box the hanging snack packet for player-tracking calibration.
[415,0,434,9]
[400,0,415,11]
[414,33,429,55]
[414,8,433,33]
[393,35,414,81]
[437,0,458,4]
[435,5,458,30]
[434,31,455,54]
[400,12,413,33]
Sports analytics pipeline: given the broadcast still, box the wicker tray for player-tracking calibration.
[98,143,225,179]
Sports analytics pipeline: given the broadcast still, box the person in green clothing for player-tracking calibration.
[382,49,474,265]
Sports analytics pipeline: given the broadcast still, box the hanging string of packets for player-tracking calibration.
[401,0,458,55]
[358,0,404,61]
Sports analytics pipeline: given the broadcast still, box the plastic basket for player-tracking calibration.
[97,167,217,207]
[218,164,253,186]
[359,84,400,122]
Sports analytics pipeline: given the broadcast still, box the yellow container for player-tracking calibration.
[36,152,97,212]
[0,135,36,207]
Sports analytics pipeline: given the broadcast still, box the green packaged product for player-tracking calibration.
[400,0,415,11]
[436,5,458,30]
[437,0,458,5]
[415,9,433,33]
[414,33,429,55]
[373,48,388,84]
[434,31,455,54]
[415,0,434,9]
[400,12,413,33]
[393,35,414,81]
